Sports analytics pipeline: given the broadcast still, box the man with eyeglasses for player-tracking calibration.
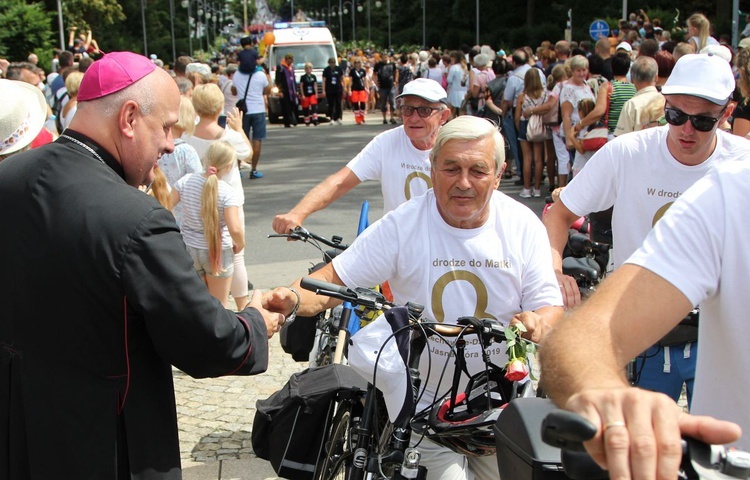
[273,78,452,234]
[543,53,750,406]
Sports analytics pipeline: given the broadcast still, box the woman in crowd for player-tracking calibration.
[687,13,719,52]
[446,50,468,118]
[653,49,675,89]
[347,57,368,125]
[170,141,244,308]
[183,83,253,311]
[466,53,494,115]
[516,68,549,198]
[560,55,595,187]
[60,71,84,130]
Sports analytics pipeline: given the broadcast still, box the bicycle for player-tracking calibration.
[269,226,351,366]
[299,277,536,480]
[562,232,610,298]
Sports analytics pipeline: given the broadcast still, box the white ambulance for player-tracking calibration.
[267,21,338,123]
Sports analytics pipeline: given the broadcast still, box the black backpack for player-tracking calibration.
[52,90,69,134]
[398,66,413,92]
[251,364,368,480]
[378,62,394,85]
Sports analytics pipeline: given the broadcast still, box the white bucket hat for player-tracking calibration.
[0,79,47,156]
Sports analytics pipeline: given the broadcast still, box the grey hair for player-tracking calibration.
[631,56,658,84]
[78,73,157,117]
[430,116,505,175]
[569,54,589,71]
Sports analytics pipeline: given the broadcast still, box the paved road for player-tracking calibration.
[176,110,550,479]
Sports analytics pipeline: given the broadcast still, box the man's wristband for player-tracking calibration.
[286,287,301,324]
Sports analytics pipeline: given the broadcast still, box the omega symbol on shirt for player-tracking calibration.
[430,270,496,323]
[652,201,675,227]
[404,172,432,201]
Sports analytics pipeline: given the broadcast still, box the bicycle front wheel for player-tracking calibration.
[318,400,355,480]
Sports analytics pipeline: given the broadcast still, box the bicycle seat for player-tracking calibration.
[562,257,600,283]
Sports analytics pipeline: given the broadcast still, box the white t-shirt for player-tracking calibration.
[559,82,596,124]
[183,129,251,205]
[333,190,562,412]
[626,159,750,450]
[346,126,432,215]
[560,127,750,268]
[233,70,269,115]
[173,173,241,250]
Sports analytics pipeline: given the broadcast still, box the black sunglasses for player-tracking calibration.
[398,105,444,118]
[664,106,727,132]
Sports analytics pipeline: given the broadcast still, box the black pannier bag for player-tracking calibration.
[251,364,368,480]
[280,312,321,362]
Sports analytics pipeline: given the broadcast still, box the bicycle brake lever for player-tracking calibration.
[541,410,598,452]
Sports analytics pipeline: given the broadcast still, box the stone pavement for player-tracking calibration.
[177,334,307,480]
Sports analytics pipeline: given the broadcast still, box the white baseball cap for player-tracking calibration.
[616,41,633,53]
[396,78,448,104]
[661,53,735,105]
[348,307,414,425]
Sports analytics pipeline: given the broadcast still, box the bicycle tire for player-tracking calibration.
[318,401,354,480]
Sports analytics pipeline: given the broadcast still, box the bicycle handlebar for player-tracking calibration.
[300,277,517,344]
[268,226,350,251]
[542,409,750,480]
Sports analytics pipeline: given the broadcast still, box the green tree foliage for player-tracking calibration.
[0,0,54,61]
[62,0,126,32]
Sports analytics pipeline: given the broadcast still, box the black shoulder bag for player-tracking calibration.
[235,72,252,113]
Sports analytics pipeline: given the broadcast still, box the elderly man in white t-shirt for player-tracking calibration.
[265,116,564,480]
[272,78,452,233]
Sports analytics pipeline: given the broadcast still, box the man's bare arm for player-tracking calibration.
[272,167,362,233]
[542,199,586,307]
[539,264,740,479]
[262,262,345,317]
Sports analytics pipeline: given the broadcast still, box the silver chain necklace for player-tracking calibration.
[60,134,105,165]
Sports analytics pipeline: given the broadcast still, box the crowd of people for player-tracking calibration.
[3,8,750,480]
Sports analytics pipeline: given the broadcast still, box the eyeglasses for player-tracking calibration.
[664,106,727,132]
[398,105,444,118]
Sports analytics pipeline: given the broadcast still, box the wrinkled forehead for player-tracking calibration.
[397,95,442,107]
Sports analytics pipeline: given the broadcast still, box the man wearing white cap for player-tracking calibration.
[273,78,452,233]
[0,52,283,478]
[543,53,750,420]
[266,115,563,479]
[541,77,750,480]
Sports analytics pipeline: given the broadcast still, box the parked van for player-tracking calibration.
[267,22,338,124]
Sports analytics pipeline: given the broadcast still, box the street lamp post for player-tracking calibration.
[421,0,426,48]
[386,0,391,49]
[170,0,177,62]
[342,1,357,42]
[141,0,149,56]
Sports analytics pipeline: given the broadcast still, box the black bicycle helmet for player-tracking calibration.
[417,367,514,457]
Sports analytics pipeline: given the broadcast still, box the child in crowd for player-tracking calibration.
[570,98,597,177]
[158,96,203,225]
[237,36,264,74]
[170,140,245,308]
[299,62,319,126]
